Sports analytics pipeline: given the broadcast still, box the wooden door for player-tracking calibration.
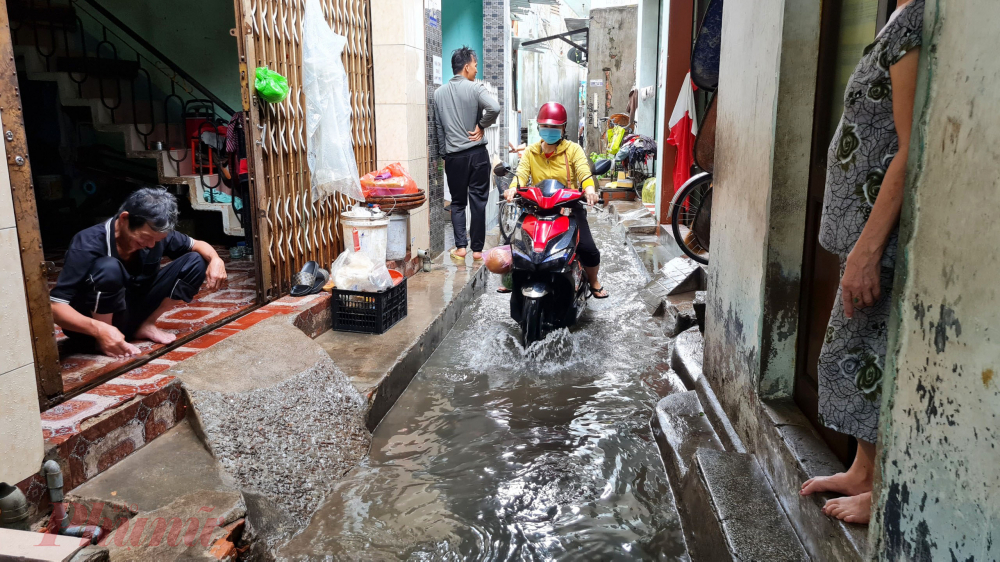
[232,0,377,298]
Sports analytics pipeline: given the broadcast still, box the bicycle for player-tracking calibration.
[669,172,712,265]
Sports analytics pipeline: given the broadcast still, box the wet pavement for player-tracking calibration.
[280,211,688,561]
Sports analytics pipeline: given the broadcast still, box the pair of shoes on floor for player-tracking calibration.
[203,188,243,211]
[290,261,329,296]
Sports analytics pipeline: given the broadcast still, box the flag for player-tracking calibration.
[667,72,699,194]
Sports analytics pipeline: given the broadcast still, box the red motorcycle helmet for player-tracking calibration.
[537,102,568,126]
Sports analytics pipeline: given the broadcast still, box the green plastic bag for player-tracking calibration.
[642,177,657,204]
[255,67,289,103]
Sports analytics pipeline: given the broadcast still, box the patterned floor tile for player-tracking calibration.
[52,253,257,393]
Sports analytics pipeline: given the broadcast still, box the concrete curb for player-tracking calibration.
[364,264,489,431]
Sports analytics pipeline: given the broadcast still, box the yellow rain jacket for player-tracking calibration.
[513,140,596,192]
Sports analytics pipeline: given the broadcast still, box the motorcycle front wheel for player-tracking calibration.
[521,296,543,347]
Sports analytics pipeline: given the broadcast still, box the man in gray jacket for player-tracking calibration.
[433,46,500,260]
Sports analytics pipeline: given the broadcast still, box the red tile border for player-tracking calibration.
[22,290,333,525]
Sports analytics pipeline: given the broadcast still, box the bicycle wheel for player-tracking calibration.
[669,172,713,265]
[498,201,521,244]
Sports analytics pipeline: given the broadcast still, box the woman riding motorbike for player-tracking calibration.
[503,102,608,299]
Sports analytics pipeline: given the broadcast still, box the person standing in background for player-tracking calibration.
[433,46,500,261]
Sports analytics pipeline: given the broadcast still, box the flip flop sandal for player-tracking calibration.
[308,268,329,295]
[450,249,468,261]
[290,261,319,296]
[588,286,610,299]
[497,287,512,294]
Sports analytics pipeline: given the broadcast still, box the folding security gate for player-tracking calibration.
[233,0,376,298]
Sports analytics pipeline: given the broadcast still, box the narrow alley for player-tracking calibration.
[1,0,997,560]
[279,213,688,560]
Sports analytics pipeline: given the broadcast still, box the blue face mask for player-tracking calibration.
[539,128,562,145]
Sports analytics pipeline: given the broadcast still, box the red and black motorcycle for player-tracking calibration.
[494,160,611,345]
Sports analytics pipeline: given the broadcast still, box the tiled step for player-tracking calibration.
[179,174,244,236]
[15,294,331,525]
[695,449,810,562]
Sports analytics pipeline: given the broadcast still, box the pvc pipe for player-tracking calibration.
[43,460,102,543]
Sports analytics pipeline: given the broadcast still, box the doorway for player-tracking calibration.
[796,0,897,465]
[7,0,259,403]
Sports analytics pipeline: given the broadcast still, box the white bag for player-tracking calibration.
[303,0,364,202]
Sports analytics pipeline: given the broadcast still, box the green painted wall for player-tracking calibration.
[442,0,483,76]
[94,0,242,111]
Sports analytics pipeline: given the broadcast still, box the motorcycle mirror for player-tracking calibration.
[493,162,511,177]
[592,159,612,176]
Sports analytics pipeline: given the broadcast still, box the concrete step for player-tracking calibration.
[652,390,808,561]
[669,329,866,561]
[652,391,730,561]
[695,449,810,562]
[756,400,869,561]
[671,327,745,454]
[67,419,245,560]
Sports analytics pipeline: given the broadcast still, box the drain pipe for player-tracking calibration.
[43,460,102,543]
[416,249,433,272]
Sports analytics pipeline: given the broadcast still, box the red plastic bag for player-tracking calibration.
[360,163,419,197]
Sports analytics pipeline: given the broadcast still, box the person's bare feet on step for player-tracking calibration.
[472,251,483,261]
[800,470,872,497]
[134,322,177,345]
[823,491,872,524]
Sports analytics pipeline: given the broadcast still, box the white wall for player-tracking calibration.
[633,0,660,137]
[371,0,430,253]
[652,0,670,221]
[0,109,44,486]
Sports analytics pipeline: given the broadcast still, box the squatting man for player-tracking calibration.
[50,187,227,358]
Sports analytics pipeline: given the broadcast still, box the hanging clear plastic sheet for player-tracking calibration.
[303,0,364,202]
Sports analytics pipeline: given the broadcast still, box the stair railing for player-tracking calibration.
[10,0,235,199]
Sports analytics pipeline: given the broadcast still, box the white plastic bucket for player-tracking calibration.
[341,206,389,263]
[386,213,408,260]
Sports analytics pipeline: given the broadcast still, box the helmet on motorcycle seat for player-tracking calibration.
[537,102,568,126]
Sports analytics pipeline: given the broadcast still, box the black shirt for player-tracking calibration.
[50,216,194,307]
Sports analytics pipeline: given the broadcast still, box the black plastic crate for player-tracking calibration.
[330,278,408,334]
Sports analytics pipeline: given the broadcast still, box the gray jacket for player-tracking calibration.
[433,75,500,156]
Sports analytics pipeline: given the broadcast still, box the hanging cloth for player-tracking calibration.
[667,72,699,194]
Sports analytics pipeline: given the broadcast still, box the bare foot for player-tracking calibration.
[800,471,872,497]
[134,323,177,345]
[472,252,484,261]
[823,492,872,524]
[450,248,468,260]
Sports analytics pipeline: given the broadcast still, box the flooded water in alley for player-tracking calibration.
[281,213,688,561]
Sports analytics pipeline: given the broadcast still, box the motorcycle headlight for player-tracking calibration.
[519,228,536,251]
[543,248,570,262]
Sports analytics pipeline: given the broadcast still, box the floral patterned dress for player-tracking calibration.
[816,0,923,443]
